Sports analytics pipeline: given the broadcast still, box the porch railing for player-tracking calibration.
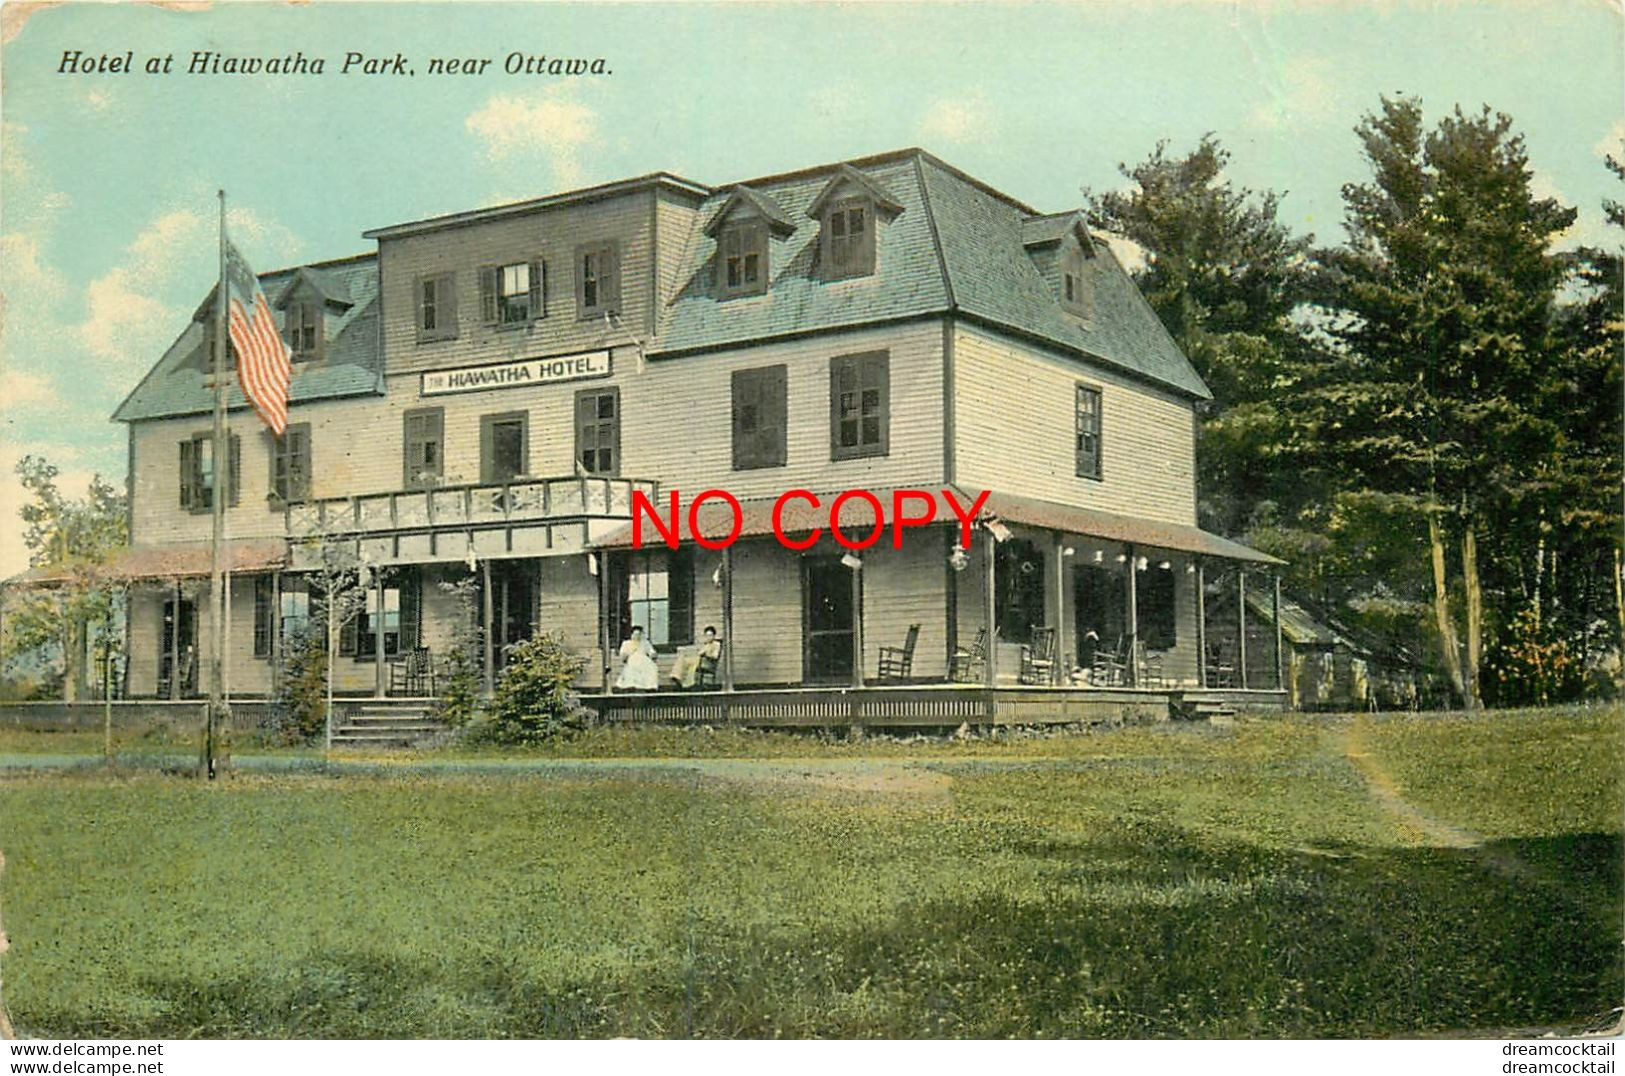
[283,475,659,537]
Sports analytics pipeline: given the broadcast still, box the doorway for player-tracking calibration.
[159,595,197,699]
[1073,563,1125,666]
[481,560,536,668]
[802,555,858,685]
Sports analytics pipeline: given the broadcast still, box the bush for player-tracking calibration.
[270,625,329,743]
[432,577,484,728]
[1482,604,1589,708]
[479,632,590,745]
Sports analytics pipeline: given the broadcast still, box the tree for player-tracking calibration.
[5,457,128,702]
[1311,98,1578,708]
[1087,135,1319,537]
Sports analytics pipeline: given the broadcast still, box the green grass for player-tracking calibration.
[1,710,1619,1037]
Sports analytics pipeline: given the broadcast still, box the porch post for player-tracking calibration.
[169,578,182,701]
[269,570,282,685]
[1194,558,1207,688]
[721,546,735,693]
[851,558,865,690]
[374,569,386,699]
[1051,531,1067,684]
[983,528,998,688]
[1237,570,1249,690]
[1273,572,1284,691]
[1125,544,1138,687]
[481,558,494,697]
[596,553,612,694]
[223,570,232,701]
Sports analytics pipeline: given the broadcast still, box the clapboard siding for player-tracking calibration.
[655,187,703,314]
[536,556,605,688]
[952,322,1197,525]
[859,537,947,681]
[379,190,656,379]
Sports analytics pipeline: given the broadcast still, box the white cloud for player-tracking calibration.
[919,94,993,146]
[0,232,66,309]
[465,87,598,188]
[1595,119,1624,162]
[1246,55,1340,132]
[0,369,59,408]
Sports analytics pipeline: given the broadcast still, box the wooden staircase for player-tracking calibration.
[1171,692,1239,724]
[330,704,446,748]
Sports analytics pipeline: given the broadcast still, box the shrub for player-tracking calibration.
[479,632,589,745]
[432,576,484,728]
[1483,604,1589,708]
[270,625,328,743]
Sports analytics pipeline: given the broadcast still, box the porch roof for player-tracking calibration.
[592,487,968,549]
[5,539,289,587]
[976,490,1285,566]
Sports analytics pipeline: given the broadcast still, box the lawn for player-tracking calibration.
[0,707,1619,1038]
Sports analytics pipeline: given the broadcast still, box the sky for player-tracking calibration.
[1,0,1620,577]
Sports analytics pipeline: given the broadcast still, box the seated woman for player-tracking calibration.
[670,625,722,689]
[614,625,660,691]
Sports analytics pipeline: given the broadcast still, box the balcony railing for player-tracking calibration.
[283,475,658,538]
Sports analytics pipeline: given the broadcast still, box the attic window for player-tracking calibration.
[284,299,321,360]
[822,201,874,280]
[1061,243,1093,320]
[718,221,767,299]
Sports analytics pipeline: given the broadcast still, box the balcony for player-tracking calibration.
[282,476,658,566]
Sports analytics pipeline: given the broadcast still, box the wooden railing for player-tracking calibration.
[283,475,658,537]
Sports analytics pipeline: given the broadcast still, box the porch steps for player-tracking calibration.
[1172,695,1239,724]
[330,706,446,748]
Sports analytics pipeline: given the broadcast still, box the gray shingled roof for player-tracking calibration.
[649,151,1210,400]
[112,256,382,423]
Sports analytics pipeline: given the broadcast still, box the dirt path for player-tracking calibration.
[1337,718,1481,849]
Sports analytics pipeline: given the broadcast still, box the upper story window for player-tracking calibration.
[1062,244,1093,320]
[576,387,620,476]
[270,423,312,503]
[829,351,889,460]
[178,431,240,513]
[403,407,444,489]
[1075,384,1103,480]
[732,364,787,470]
[480,411,529,485]
[284,299,321,360]
[479,259,544,328]
[719,222,768,299]
[822,201,874,280]
[416,272,458,342]
[576,241,621,318]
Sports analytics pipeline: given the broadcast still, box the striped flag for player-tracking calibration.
[224,239,291,436]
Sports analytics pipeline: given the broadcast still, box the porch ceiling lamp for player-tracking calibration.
[948,545,970,572]
[1062,546,1076,557]
[588,552,600,577]
[1187,561,1197,573]
[841,551,863,571]
[1116,553,1128,564]
[1093,549,1104,564]
[1159,560,1172,570]
[1136,556,1149,571]
[712,563,724,588]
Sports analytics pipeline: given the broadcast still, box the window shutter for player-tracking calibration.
[414,276,428,337]
[606,245,621,312]
[479,266,498,324]
[607,553,630,647]
[292,426,310,500]
[179,440,195,509]
[763,364,787,467]
[253,575,272,658]
[528,260,544,319]
[399,571,420,653]
[339,602,358,656]
[438,273,458,338]
[667,548,694,646]
[227,433,241,507]
[404,413,427,488]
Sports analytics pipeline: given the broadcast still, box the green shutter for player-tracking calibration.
[667,548,694,646]
[763,364,787,467]
[399,570,420,653]
[479,266,498,324]
[339,602,358,656]
[179,440,195,509]
[528,260,544,318]
[227,433,241,507]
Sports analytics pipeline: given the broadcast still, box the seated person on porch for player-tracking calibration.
[670,625,722,689]
[615,625,660,691]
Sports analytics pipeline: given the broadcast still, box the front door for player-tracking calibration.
[482,560,537,668]
[802,555,858,685]
[159,597,198,699]
[1073,564,1124,665]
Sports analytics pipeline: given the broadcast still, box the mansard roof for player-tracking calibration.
[113,253,382,424]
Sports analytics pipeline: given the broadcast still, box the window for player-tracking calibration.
[1139,564,1177,650]
[822,201,875,279]
[829,351,889,460]
[613,549,693,649]
[732,365,787,470]
[575,388,619,476]
[403,408,444,489]
[284,299,321,360]
[480,411,529,484]
[415,272,458,342]
[576,241,620,318]
[280,577,312,640]
[718,222,767,298]
[1075,385,1103,480]
[270,423,311,503]
[479,260,544,327]
[253,575,274,659]
[351,569,419,660]
[1062,244,1092,319]
[995,539,1047,646]
[178,432,240,512]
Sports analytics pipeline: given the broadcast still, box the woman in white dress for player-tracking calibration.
[615,625,660,691]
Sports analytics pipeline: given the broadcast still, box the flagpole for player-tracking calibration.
[205,189,230,780]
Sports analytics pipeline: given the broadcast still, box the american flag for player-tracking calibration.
[224,239,291,436]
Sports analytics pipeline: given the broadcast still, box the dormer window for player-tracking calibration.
[719,221,767,298]
[1062,244,1092,320]
[823,202,873,280]
[285,299,320,360]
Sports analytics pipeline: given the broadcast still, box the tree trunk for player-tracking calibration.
[1461,523,1483,711]
[1614,547,1624,687]
[1428,512,1468,705]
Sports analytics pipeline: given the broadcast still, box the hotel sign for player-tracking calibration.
[420,350,612,397]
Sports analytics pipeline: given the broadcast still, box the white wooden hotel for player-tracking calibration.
[82,149,1286,729]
